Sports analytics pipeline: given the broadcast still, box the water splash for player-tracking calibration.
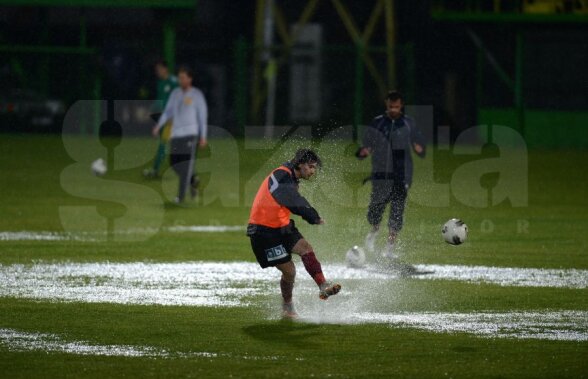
[0,261,586,341]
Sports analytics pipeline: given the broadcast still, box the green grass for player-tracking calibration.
[0,133,587,378]
[1,299,586,379]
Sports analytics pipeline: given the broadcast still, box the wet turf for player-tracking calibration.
[0,134,587,378]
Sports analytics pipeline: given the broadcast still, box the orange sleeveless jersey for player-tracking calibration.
[249,166,293,228]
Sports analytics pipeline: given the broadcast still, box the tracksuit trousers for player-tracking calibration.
[169,135,198,202]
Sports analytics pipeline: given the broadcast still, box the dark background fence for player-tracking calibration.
[1,0,586,148]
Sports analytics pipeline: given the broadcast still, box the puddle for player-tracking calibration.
[0,262,586,341]
[0,262,586,309]
[343,310,588,341]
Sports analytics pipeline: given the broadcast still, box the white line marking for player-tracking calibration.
[166,225,245,233]
[0,232,72,241]
[0,226,245,241]
[0,328,180,358]
[0,328,286,359]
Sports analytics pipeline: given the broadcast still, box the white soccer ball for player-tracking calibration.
[345,245,366,268]
[442,218,468,245]
[91,158,107,176]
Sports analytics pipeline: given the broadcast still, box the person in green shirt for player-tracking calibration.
[144,60,179,178]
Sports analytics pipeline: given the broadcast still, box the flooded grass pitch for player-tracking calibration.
[1,138,587,377]
[1,261,587,343]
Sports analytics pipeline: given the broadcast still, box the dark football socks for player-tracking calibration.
[301,251,326,286]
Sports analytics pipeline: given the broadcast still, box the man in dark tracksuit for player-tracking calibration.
[247,149,341,319]
[357,91,426,260]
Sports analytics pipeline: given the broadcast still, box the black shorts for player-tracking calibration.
[248,220,304,268]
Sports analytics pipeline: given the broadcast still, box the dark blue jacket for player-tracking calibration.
[361,114,426,186]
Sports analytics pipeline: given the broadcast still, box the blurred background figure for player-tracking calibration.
[152,66,208,204]
[143,60,178,178]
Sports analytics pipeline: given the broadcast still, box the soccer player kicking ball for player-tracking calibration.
[247,149,341,319]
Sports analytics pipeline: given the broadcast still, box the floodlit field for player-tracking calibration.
[1,134,587,378]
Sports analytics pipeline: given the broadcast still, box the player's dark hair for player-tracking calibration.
[178,65,194,78]
[386,90,403,102]
[155,59,168,68]
[290,148,322,169]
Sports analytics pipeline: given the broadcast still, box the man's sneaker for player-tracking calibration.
[365,230,378,253]
[319,282,341,300]
[282,302,298,319]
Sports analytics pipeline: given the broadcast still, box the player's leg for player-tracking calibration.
[143,140,166,178]
[275,261,297,318]
[169,138,181,177]
[189,143,200,199]
[155,122,171,174]
[144,123,170,178]
[169,136,195,203]
[249,232,297,316]
[181,137,196,201]
[190,175,200,198]
[291,238,341,300]
[366,179,393,253]
[385,182,408,257]
[152,141,166,174]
